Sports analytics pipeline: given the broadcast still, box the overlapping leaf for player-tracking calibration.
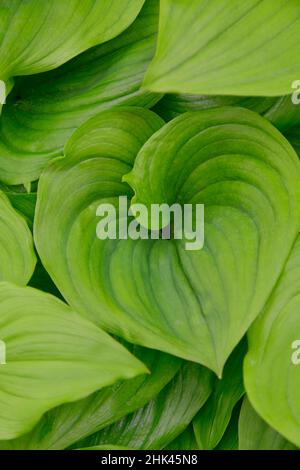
[215,404,240,450]
[0,191,36,284]
[193,341,245,449]
[238,398,297,450]
[78,444,131,450]
[153,94,276,122]
[144,0,300,96]
[124,107,300,372]
[0,283,146,440]
[264,95,300,132]
[165,426,198,451]
[0,0,299,451]
[0,0,145,81]
[0,183,37,229]
[285,126,300,157]
[72,363,213,450]
[154,94,300,132]
[0,0,160,185]
[35,106,300,374]
[0,347,180,449]
[244,236,300,447]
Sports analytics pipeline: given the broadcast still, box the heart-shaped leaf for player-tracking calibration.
[35,106,300,374]
[238,398,297,450]
[0,0,144,81]
[143,0,300,96]
[0,191,36,284]
[0,347,180,449]
[244,236,300,447]
[0,0,160,185]
[72,363,213,450]
[0,282,147,440]
[124,107,300,372]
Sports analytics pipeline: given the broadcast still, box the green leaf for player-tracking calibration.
[144,0,300,96]
[0,282,147,440]
[29,260,63,299]
[0,347,180,449]
[244,236,300,447]
[165,425,198,451]
[0,191,36,284]
[78,445,131,450]
[5,193,36,230]
[0,183,37,229]
[193,341,245,449]
[0,0,145,81]
[153,94,300,133]
[0,0,160,185]
[264,96,300,132]
[215,403,241,450]
[123,107,300,372]
[72,363,213,450]
[0,78,13,113]
[35,107,300,374]
[239,398,297,450]
[284,126,300,157]
[153,94,276,122]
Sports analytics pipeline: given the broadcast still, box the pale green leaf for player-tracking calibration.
[35,107,300,374]
[0,0,160,185]
[239,398,297,450]
[144,0,300,96]
[0,0,145,81]
[244,236,300,447]
[0,347,180,449]
[0,282,147,440]
[123,107,300,372]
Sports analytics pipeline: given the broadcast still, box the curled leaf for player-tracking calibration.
[35,107,300,374]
